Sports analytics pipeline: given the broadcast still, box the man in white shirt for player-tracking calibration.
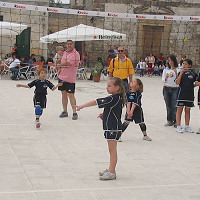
[9,54,21,80]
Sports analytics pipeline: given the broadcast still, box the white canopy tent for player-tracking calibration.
[0,22,28,36]
[40,24,126,43]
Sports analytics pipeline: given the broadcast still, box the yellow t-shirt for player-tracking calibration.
[107,57,135,79]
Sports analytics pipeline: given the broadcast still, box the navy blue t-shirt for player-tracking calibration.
[126,90,142,107]
[28,79,55,95]
[96,93,122,131]
[177,70,198,102]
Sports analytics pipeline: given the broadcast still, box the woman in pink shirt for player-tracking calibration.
[57,40,80,120]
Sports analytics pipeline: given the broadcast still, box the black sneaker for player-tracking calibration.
[72,113,78,120]
[59,111,68,118]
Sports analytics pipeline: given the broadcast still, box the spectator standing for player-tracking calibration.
[147,53,155,76]
[108,46,116,66]
[137,58,147,77]
[162,55,180,127]
[108,46,135,92]
[54,46,64,65]
[57,40,80,120]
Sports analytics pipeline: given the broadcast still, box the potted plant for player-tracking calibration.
[92,58,103,82]
[92,69,101,82]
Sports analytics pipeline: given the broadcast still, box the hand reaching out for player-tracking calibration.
[97,113,103,120]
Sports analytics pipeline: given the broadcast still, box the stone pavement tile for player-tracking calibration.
[35,191,68,200]
[90,189,133,200]
[0,173,32,191]
[29,176,59,190]
[0,193,37,200]
[64,191,96,200]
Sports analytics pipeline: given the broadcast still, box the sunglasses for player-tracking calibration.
[118,50,124,52]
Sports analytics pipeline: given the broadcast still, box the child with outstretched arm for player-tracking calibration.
[76,77,125,180]
[16,69,62,128]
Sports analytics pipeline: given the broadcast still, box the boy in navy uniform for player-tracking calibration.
[17,69,62,128]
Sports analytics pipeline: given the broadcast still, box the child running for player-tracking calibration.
[76,77,125,180]
[16,69,62,128]
[176,59,198,133]
[195,71,200,134]
[119,78,152,142]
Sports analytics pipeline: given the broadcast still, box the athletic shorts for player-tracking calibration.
[104,131,122,141]
[33,93,47,108]
[125,106,144,124]
[176,101,194,108]
[58,79,75,93]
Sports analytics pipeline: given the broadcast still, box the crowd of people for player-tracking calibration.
[1,41,199,181]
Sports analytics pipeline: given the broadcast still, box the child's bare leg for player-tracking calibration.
[176,107,183,126]
[107,140,117,174]
[184,107,191,126]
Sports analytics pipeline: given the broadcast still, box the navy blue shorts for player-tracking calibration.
[177,101,194,108]
[33,93,47,108]
[58,79,75,93]
[104,131,122,141]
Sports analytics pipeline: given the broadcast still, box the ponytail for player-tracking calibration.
[109,77,126,107]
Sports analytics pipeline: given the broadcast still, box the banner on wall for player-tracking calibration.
[0,1,199,21]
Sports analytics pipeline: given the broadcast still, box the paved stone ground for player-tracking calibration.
[0,75,200,200]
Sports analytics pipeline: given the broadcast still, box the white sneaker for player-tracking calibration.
[196,128,200,134]
[99,169,108,176]
[99,169,116,176]
[184,126,194,133]
[35,120,41,129]
[99,171,116,180]
[143,135,152,141]
[176,126,183,133]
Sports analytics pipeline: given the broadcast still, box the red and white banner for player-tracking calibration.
[0,1,199,21]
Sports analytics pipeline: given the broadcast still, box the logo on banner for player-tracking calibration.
[14,4,26,9]
[164,16,174,20]
[47,8,58,12]
[94,36,97,39]
[77,11,88,15]
[136,15,146,19]
[99,35,122,40]
[190,17,199,20]
[66,9,69,14]
[108,13,118,17]
[35,7,38,10]
[3,3,6,6]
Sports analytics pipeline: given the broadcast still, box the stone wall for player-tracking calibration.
[0,0,49,58]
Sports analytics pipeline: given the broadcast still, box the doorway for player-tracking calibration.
[143,25,164,56]
[16,27,31,58]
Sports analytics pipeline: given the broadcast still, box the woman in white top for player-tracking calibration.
[162,54,180,127]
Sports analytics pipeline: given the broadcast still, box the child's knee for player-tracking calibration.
[35,105,43,116]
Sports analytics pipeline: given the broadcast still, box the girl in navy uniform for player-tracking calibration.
[76,77,125,180]
[176,59,198,133]
[195,72,200,134]
[119,78,152,142]
[16,69,62,128]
